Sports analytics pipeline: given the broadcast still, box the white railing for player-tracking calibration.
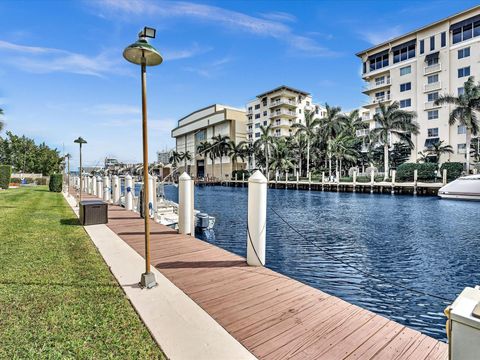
[424,81,441,92]
[424,101,441,110]
[272,120,292,128]
[371,94,391,104]
[424,62,441,75]
[270,98,296,107]
[271,109,296,117]
[356,129,370,137]
[362,113,371,121]
[365,78,391,91]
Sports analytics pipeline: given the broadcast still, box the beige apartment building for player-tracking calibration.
[171,104,247,179]
[356,5,480,165]
[246,85,326,142]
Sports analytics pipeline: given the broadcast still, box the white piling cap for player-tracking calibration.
[249,170,267,184]
[125,174,132,179]
[179,172,191,181]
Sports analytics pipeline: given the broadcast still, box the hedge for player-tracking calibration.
[232,169,250,180]
[397,163,437,181]
[49,173,63,192]
[0,165,12,189]
[440,162,464,181]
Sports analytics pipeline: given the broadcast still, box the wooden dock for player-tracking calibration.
[73,190,448,359]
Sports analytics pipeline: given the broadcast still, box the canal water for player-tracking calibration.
[164,184,480,341]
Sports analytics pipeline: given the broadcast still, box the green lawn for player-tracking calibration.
[0,187,165,359]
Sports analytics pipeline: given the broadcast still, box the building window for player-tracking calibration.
[255,123,260,128]
[427,92,439,102]
[458,47,470,59]
[458,125,467,134]
[393,42,415,63]
[452,17,480,44]
[458,66,470,78]
[248,106,252,111]
[458,143,467,153]
[363,62,367,74]
[426,55,439,66]
[369,52,389,71]
[428,110,439,120]
[458,87,465,95]
[263,121,267,126]
[255,132,260,138]
[400,65,411,76]
[255,114,260,119]
[419,39,424,54]
[248,115,252,120]
[298,109,302,114]
[430,36,435,51]
[263,111,267,116]
[428,128,439,137]
[306,101,310,106]
[427,74,439,84]
[399,99,411,108]
[441,32,446,47]
[254,104,260,110]
[400,82,411,92]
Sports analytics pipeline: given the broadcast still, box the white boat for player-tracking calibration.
[438,174,480,201]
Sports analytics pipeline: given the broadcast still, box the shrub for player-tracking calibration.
[0,165,12,189]
[440,162,464,181]
[49,173,63,192]
[417,163,437,181]
[232,169,250,180]
[397,163,437,181]
[396,163,417,181]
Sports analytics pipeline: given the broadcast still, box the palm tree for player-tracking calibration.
[471,137,480,164]
[369,102,419,179]
[423,140,454,165]
[180,151,192,172]
[292,110,320,177]
[227,140,246,173]
[286,133,307,177]
[211,134,230,180]
[169,150,182,168]
[254,125,274,180]
[328,132,359,177]
[434,76,480,174]
[270,138,295,174]
[0,108,4,132]
[196,141,212,177]
[319,104,348,177]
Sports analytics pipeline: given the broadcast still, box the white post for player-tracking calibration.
[414,169,418,195]
[443,169,447,185]
[103,175,110,202]
[308,172,312,190]
[125,175,133,211]
[336,170,340,184]
[153,176,158,221]
[148,174,155,218]
[285,171,288,189]
[353,170,357,192]
[112,175,120,204]
[97,176,103,199]
[247,170,267,266]
[179,172,193,235]
[296,171,299,189]
[92,176,97,196]
[87,176,92,194]
[242,172,245,188]
[391,170,396,195]
[370,170,375,193]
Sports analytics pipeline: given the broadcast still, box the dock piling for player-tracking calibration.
[125,175,133,210]
[103,175,110,202]
[112,175,120,204]
[247,170,267,266]
[97,176,103,199]
[179,172,194,236]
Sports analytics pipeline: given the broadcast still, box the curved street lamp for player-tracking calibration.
[123,26,162,289]
[74,137,87,204]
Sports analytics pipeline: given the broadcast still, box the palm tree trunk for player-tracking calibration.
[265,146,269,180]
[211,157,215,179]
[306,137,310,177]
[384,143,389,180]
[466,131,471,174]
[339,158,343,177]
[335,158,339,177]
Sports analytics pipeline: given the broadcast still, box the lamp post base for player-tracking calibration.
[140,272,157,289]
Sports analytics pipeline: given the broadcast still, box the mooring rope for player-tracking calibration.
[268,206,452,303]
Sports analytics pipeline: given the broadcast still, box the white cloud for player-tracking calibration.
[90,0,336,57]
[261,11,296,23]
[0,40,127,77]
[162,42,212,61]
[88,104,141,116]
[359,25,404,45]
[183,55,233,78]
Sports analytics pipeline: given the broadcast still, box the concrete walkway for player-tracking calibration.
[63,193,256,360]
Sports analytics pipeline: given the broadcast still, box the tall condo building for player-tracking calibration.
[246,85,326,143]
[356,5,480,164]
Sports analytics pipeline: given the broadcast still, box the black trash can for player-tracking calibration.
[79,200,108,225]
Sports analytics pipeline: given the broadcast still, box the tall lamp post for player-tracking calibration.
[65,153,71,194]
[74,137,87,204]
[123,26,162,289]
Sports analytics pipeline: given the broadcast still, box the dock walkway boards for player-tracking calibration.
[75,192,448,359]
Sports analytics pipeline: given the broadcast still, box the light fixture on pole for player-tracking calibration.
[123,26,162,289]
[74,137,87,204]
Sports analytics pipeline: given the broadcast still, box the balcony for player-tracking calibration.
[271,119,292,128]
[424,81,441,92]
[269,98,297,108]
[270,109,297,118]
[424,63,441,75]
[361,113,372,121]
[247,109,253,115]
[424,101,441,110]
[362,78,391,93]
[247,127,253,133]
[366,94,391,107]
[356,129,370,137]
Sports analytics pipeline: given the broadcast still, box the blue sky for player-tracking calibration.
[0,0,478,169]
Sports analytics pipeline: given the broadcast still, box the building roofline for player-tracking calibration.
[256,85,310,98]
[355,4,480,57]
[176,104,244,125]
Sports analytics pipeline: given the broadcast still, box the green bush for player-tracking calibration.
[397,163,438,181]
[232,169,250,180]
[396,163,417,181]
[0,165,12,189]
[417,163,437,181]
[440,162,464,181]
[48,173,63,192]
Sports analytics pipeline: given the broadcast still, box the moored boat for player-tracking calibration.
[438,174,480,200]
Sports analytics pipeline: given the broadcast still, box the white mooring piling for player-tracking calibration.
[391,170,396,195]
[413,169,418,195]
[370,170,375,193]
[92,176,97,196]
[247,170,267,266]
[148,174,155,218]
[125,175,133,211]
[353,170,357,192]
[103,175,110,202]
[96,176,103,199]
[112,175,120,204]
[443,169,448,185]
[178,172,194,235]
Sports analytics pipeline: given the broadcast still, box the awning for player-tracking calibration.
[392,39,416,52]
[425,51,439,62]
[425,137,440,148]
[368,49,389,61]
[450,14,480,31]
